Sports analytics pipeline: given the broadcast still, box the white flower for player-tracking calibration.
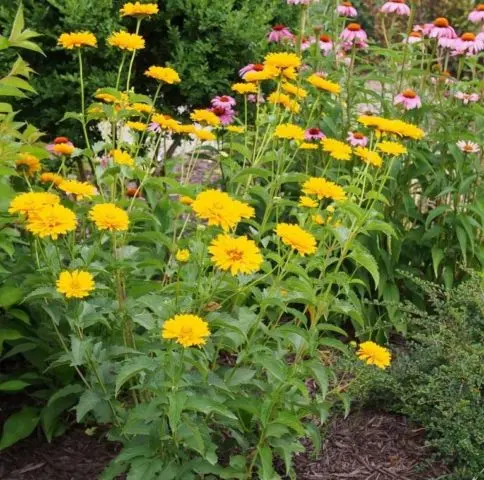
[457,140,480,154]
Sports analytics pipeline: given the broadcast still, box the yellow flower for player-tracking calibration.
[152,113,180,131]
[267,92,300,113]
[275,223,317,256]
[111,149,134,167]
[89,203,129,232]
[322,138,352,161]
[307,75,341,94]
[16,153,41,176]
[193,129,216,142]
[52,143,75,156]
[244,66,278,82]
[226,125,244,134]
[56,270,95,299]
[40,172,64,186]
[58,180,97,200]
[302,177,347,201]
[95,91,128,104]
[108,31,145,51]
[231,82,258,95]
[264,52,301,70]
[132,103,154,114]
[120,2,159,17]
[190,109,221,127]
[299,142,318,150]
[176,124,197,135]
[175,249,190,262]
[354,147,383,167]
[282,67,297,81]
[144,66,181,84]
[281,82,308,99]
[162,314,210,347]
[376,141,408,156]
[58,32,97,49]
[357,341,391,369]
[26,204,77,240]
[274,123,305,141]
[126,121,146,131]
[312,214,324,225]
[358,116,425,140]
[192,190,253,231]
[299,196,318,208]
[8,192,60,217]
[209,234,263,275]
[179,196,194,205]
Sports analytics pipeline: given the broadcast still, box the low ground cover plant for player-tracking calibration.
[0,1,482,478]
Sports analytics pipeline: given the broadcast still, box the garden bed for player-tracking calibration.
[0,410,448,480]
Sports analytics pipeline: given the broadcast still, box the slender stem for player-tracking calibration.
[126,19,142,91]
[116,52,127,91]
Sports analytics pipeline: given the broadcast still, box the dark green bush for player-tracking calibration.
[357,273,484,478]
[0,0,296,140]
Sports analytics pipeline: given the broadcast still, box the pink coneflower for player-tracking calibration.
[319,34,334,54]
[247,93,265,104]
[210,106,235,126]
[405,31,423,44]
[455,91,480,104]
[268,24,294,43]
[428,18,457,39]
[298,36,315,50]
[239,63,264,79]
[381,0,411,16]
[46,136,75,155]
[451,33,484,56]
[341,23,368,43]
[394,89,422,110]
[211,95,236,109]
[457,140,480,154]
[347,131,368,147]
[304,127,325,141]
[468,4,484,23]
[341,39,368,51]
[337,1,357,17]
[148,122,162,133]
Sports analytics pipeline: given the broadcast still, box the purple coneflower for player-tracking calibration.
[394,89,422,110]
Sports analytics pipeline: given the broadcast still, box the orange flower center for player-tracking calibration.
[410,32,422,38]
[392,0,405,3]
[54,136,69,144]
[463,145,474,152]
[347,23,361,31]
[220,96,230,102]
[353,132,364,139]
[273,24,286,31]
[433,17,449,28]
[320,34,331,42]
[402,89,417,98]
[461,32,476,41]
[342,1,353,6]
[227,249,243,261]
[253,64,264,71]
[477,4,484,11]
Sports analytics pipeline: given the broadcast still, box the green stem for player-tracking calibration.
[116,52,127,91]
[126,19,142,91]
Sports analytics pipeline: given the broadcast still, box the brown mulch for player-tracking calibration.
[0,410,449,480]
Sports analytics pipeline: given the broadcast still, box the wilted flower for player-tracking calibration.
[347,131,368,147]
[340,23,368,43]
[394,89,422,110]
[381,0,410,16]
[468,4,484,24]
[457,141,480,154]
[337,1,357,17]
[268,24,294,43]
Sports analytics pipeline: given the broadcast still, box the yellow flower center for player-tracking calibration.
[227,249,244,261]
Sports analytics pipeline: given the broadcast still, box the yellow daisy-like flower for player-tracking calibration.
[231,82,258,95]
[144,66,181,84]
[8,192,60,217]
[152,113,180,131]
[281,82,308,99]
[312,214,324,225]
[162,314,210,347]
[264,52,301,70]
[376,141,408,156]
[58,32,97,49]
[132,103,154,114]
[107,31,145,51]
[126,121,147,131]
[299,142,318,150]
[56,270,95,299]
[274,123,305,141]
[95,91,129,104]
[52,143,75,156]
[193,129,216,142]
[299,196,318,208]
[244,66,278,82]
[175,249,190,262]
[267,92,300,113]
[307,75,341,94]
[190,109,221,127]
[322,138,352,161]
[179,196,194,205]
[111,149,134,167]
[89,203,129,232]
[354,147,383,168]
[209,234,263,275]
[282,67,297,81]
[226,125,244,134]
[302,177,347,201]
[40,172,64,186]
[276,223,317,256]
[357,341,391,369]
[358,116,424,140]
[26,204,77,240]
[58,180,97,200]
[192,190,253,231]
[120,2,159,17]
[176,124,197,135]
[16,153,41,176]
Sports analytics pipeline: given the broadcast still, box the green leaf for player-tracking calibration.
[75,390,101,422]
[47,384,84,406]
[168,391,187,434]
[257,445,277,480]
[425,205,450,229]
[0,407,39,450]
[8,6,25,42]
[348,244,379,288]
[115,357,158,397]
[270,412,305,435]
[226,368,256,386]
[431,246,444,278]
[0,286,23,308]
[185,396,237,420]
[0,329,23,355]
[456,226,467,265]
[307,361,329,398]
[0,380,30,391]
